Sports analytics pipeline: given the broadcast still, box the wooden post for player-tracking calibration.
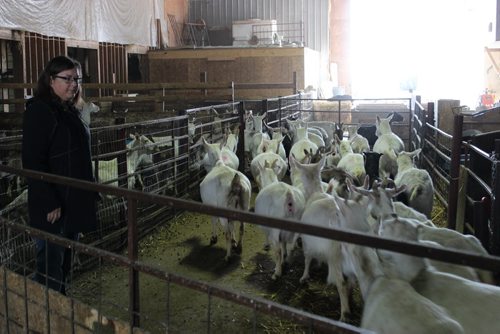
[427,102,435,126]
[200,71,207,96]
[292,71,297,94]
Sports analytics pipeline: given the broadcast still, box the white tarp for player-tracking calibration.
[0,0,165,47]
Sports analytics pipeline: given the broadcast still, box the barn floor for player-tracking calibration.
[69,195,447,334]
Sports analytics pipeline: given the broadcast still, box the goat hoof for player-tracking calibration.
[295,237,303,249]
[232,242,242,254]
[209,236,217,246]
[339,311,352,323]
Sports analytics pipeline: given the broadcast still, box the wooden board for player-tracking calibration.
[148,46,319,99]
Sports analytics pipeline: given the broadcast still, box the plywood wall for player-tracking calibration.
[148,46,320,99]
[485,46,500,101]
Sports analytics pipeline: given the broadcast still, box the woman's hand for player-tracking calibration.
[47,208,61,224]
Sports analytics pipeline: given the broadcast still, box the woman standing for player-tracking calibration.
[22,56,97,294]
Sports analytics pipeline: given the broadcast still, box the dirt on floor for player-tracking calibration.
[70,195,447,334]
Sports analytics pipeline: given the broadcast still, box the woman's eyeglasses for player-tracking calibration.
[53,75,83,84]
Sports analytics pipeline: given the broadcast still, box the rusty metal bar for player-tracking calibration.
[3,165,500,273]
[447,113,464,230]
[1,219,367,334]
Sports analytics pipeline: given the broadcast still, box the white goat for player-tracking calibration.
[289,127,318,164]
[336,138,366,186]
[254,161,305,279]
[223,128,239,153]
[352,182,490,283]
[373,115,405,178]
[394,149,434,218]
[200,136,239,172]
[94,134,155,189]
[417,223,495,284]
[255,137,287,161]
[248,113,271,159]
[342,242,464,334]
[250,153,287,188]
[378,217,500,334]
[200,161,251,261]
[77,99,99,126]
[345,125,370,154]
[289,156,353,321]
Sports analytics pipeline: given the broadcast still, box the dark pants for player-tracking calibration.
[33,232,79,294]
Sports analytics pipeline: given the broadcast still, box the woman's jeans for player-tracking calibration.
[33,231,79,294]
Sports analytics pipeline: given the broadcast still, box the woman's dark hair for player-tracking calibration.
[35,55,82,104]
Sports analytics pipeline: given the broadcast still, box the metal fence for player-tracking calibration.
[2,94,500,332]
[411,100,500,255]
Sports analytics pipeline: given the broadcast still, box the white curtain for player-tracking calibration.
[0,0,165,47]
[350,0,496,107]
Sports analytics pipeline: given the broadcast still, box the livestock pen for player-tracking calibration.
[412,100,500,255]
[2,90,500,332]
[2,164,500,333]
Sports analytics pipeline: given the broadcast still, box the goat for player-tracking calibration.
[94,134,156,189]
[289,127,318,164]
[250,152,287,187]
[363,151,382,184]
[336,137,366,186]
[357,112,405,148]
[289,156,353,321]
[372,115,405,178]
[255,137,287,161]
[254,160,305,279]
[345,124,370,154]
[199,161,251,261]
[394,149,434,218]
[342,242,464,334]
[378,217,500,333]
[334,195,464,333]
[76,99,100,126]
[200,136,239,172]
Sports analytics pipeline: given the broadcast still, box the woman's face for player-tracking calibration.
[50,68,81,102]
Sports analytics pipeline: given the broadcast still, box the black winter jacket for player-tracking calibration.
[22,97,97,234]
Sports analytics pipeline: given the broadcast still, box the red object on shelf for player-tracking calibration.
[481,92,495,108]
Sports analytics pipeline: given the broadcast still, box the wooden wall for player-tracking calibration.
[148,46,319,99]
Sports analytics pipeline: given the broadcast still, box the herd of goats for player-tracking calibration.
[1,104,500,333]
[197,110,499,333]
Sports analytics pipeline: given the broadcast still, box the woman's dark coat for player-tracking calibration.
[22,97,97,234]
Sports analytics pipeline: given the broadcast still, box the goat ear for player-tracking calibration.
[363,175,370,189]
[376,115,381,124]
[372,217,382,235]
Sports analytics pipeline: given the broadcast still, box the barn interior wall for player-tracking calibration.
[0,267,146,333]
[485,46,500,100]
[329,0,351,95]
[148,47,319,99]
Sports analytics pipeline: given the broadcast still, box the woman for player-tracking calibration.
[22,56,97,294]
